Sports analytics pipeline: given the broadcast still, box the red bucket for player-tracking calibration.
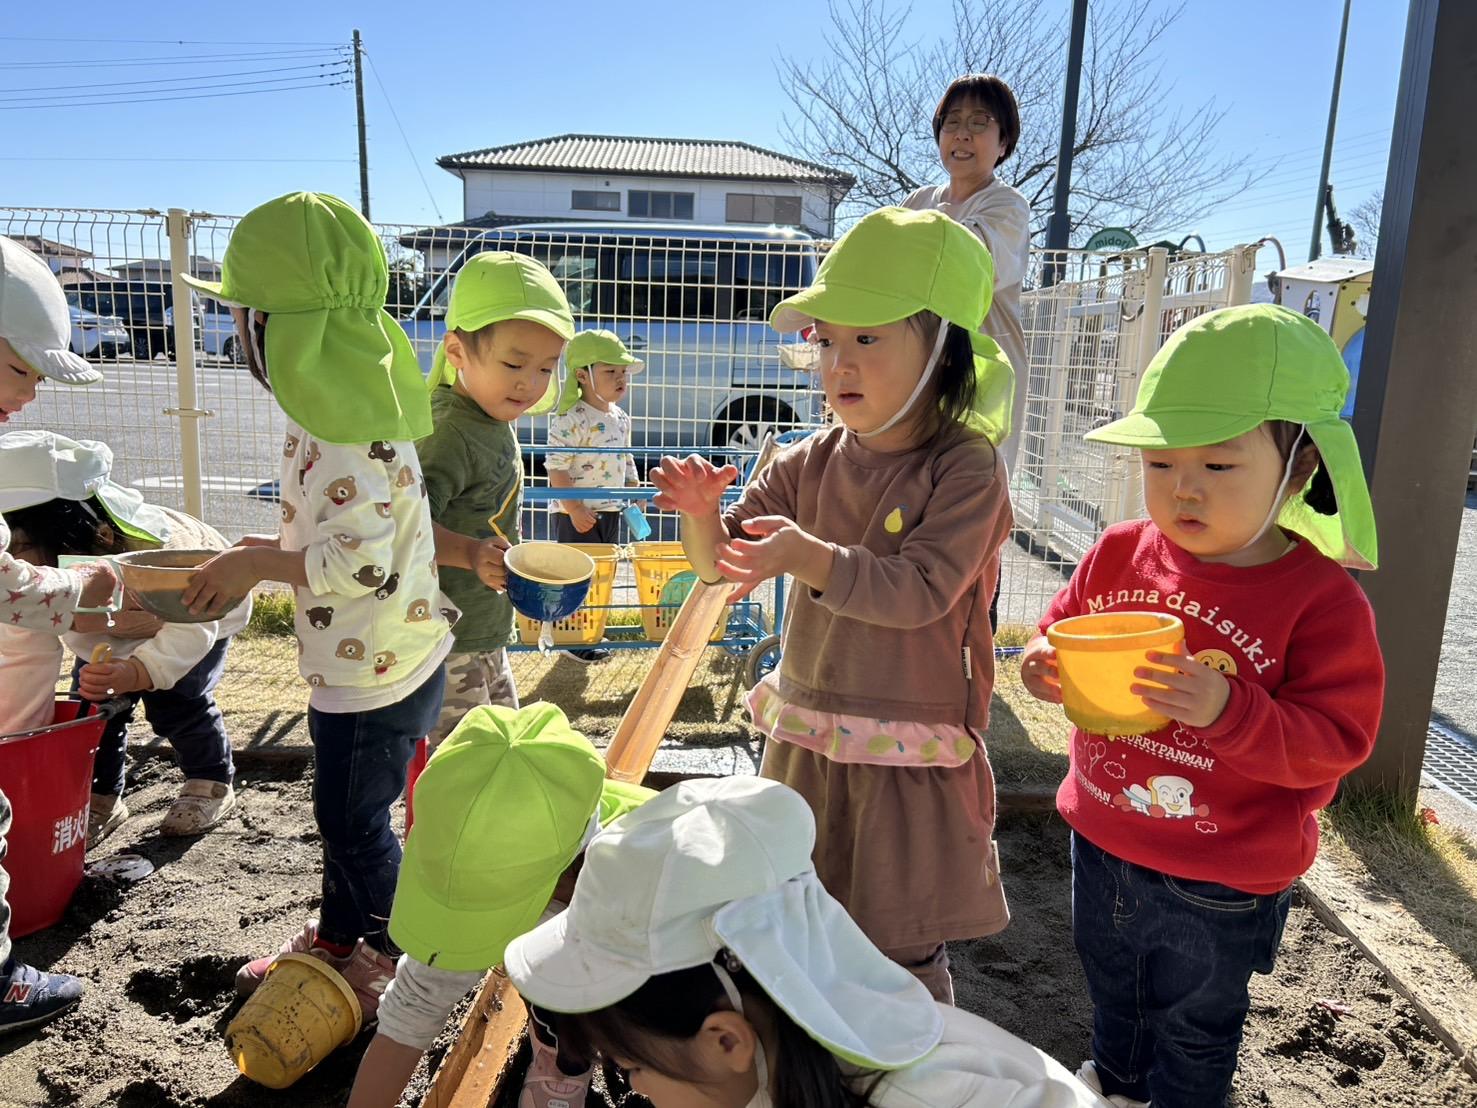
[0,698,110,938]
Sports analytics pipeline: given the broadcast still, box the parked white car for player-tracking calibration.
[64,297,131,362]
[196,297,243,363]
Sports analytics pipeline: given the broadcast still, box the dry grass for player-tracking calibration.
[1317,788,1477,978]
[212,621,1075,785]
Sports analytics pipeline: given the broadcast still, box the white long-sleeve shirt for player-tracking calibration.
[62,508,251,690]
[904,180,1032,470]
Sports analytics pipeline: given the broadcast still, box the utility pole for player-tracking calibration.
[1350,0,1477,799]
[1308,0,1352,261]
[353,29,370,220]
[1043,0,1089,286]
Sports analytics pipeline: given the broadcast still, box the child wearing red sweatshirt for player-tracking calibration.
[1021,305,1384,1108]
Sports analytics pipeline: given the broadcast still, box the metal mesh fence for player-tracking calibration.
[5,207,1256,714]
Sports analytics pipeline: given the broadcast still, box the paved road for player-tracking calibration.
[1432,490,1477,738]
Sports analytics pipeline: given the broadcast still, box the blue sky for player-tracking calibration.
[2,0,1404,265]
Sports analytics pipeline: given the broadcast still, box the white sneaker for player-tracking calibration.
[86,793,129,849]
[1076,1060,1151,1107]
[161,779,235,836]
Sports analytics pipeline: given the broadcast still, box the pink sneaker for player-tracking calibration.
[518,1022,593,1108]
[338,940,397,1022]
[235,920,345,996]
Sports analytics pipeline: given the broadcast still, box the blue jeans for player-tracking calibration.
[309,666,445,956]
[75,638,235,797]
[1071,833,1292,1108]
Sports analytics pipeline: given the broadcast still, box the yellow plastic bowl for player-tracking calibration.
[1047,612,1185,737]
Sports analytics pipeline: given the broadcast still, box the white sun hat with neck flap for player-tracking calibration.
[0,236,102,386]
[504,775,945,1071]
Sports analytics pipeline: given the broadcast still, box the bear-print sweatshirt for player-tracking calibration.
[279,423,454,713]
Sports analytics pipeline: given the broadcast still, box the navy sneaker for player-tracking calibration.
[0,959,84,1034]
[562,647,612,664]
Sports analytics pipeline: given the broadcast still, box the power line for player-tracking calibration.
[0,79,352,111]
[1,60,349,95]
[0,156,355,163]
[7,48,347,70]
[363,51,444,223]
[0,70,351,106]
[0,36,343,45]
[1207,171,1387,219]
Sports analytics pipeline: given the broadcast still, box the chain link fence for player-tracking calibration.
[5,206,1257,723]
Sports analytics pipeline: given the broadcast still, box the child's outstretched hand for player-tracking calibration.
[471,536,509,592]
[716,516,832,599]
[649,454,738,516]
[1134,645,1231,728]
[1020,636,1062,703]
[183,547,261,617]
[78,658,150,700]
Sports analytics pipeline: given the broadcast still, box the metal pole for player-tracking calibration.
[1308,0,1353,261]
[353,29,370,220]
[1043,0,1089,286]
[1348,0,1477,799]
[165,209,208,521]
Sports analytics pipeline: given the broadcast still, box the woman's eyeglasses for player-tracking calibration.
[940,114,997,135]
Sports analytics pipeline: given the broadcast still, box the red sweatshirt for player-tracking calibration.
[1041,520,1384,894]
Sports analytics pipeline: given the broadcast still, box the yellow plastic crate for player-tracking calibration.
[632,541,727,643]
[515,544,619,646]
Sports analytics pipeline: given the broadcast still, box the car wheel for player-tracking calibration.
[712,398,793,466]
[223,336,244,365]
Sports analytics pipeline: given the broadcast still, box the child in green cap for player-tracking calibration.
[178,192,457,1016]
[1020,304,1384,1107]
[651,206,1017,1004]
[546,328,644,663]
[345,703,653,1108]
[416,252,574,744]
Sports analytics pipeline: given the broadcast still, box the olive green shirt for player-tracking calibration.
[417,387,521,651]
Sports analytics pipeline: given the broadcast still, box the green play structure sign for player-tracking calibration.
[1085,227,1139,251]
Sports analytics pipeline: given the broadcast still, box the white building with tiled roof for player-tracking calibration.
[410,133,853,262]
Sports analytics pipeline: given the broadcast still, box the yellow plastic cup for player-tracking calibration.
[1047,612,1186,737]
[225,953,363,1089]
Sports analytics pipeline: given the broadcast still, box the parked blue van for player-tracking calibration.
[398,222,822,454]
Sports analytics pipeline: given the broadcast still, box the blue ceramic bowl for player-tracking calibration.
[504,542,595,623]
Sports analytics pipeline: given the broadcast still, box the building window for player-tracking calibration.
[572,189,621,212]
[726,194,804,226]
[628,190,695,220]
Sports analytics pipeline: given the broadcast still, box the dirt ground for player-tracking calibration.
[3,754,1475,1108]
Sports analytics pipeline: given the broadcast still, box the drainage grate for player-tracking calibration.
[1424,721,1477,812]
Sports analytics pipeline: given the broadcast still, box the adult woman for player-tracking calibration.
[904,73,1031,473]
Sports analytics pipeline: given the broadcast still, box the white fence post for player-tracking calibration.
[165,208,208,520]
[1227,243,1259,306]
[1101,248,1169,527]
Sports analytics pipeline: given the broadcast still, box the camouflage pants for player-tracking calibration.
[428,649,519,749]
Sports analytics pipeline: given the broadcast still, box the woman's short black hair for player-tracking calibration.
[932,74,1021,166]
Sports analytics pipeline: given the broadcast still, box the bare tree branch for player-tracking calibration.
[1348,189,1383,259]
[779,0,1262,244]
